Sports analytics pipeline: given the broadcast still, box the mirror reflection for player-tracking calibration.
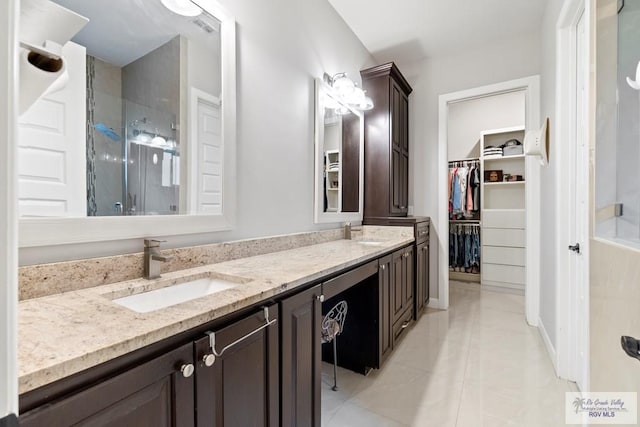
[18,0,222,217]
[314,80,363,221]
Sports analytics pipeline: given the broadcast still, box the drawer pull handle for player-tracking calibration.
[420,231,427,235]
[401,321,410,329]
[180,363,195,378]
[205,307,277,364]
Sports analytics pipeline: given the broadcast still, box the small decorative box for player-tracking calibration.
[484,170,503,182]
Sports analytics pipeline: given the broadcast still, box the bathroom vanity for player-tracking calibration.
[17,227,415,426]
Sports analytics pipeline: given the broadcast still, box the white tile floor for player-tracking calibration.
[321,281,576,427]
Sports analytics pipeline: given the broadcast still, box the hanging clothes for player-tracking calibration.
[448,159,480,220]
[449,224,481,273]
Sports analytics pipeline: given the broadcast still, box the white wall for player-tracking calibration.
[538,0,566,353]
[20,0,375,264]
[397,31,542,298]
[0,0,18,417]
[447,91,525,161]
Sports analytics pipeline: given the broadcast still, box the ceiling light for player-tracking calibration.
[160,0,202,17]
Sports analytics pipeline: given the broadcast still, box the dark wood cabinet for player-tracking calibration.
[194,305,279,427]
[361,62,412,218]
[19,247,426,427]
[416,241,430,318]
[20,343,195,427]
[378,254,393,366]
[364,216,430,320]
[391,246,414,327]
[280,284,322,427]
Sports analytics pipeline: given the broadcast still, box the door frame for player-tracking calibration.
[437,76,541,327]
[555,0,591,387]
[0,0,18,417]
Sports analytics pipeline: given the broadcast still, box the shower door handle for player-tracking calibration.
[568,243,581,254]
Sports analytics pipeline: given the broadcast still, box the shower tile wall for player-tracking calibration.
[93,57,124,216]
[123,37,181,215]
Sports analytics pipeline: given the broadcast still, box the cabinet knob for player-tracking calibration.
[180,363,195,378]
[203,353,215,367]
[317,294,325,302]
[380,264,386,270]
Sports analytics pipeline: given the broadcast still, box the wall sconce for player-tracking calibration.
[323,72,374,112]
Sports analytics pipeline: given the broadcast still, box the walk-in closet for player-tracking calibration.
[446,91,527,293]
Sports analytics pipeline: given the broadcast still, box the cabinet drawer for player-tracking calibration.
[483,246,525,266]
[483,228,525,247]
[392,308,412,347]
[482,263,525,285]
[483,210,525,229]
[416,222,429,243]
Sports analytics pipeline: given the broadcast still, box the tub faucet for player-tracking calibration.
[144,239,174,279]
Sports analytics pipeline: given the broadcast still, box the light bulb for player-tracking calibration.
[332,73,355,97]
[346,87,365,105]
[160,0,202,17]
[152,135,167,146]
[359,96,374,111]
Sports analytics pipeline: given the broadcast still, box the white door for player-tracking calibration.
[569,9,589,392]
[17,41,86,217]
[189,88,222,214]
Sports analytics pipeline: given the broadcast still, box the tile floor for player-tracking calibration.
[321,281,576,426]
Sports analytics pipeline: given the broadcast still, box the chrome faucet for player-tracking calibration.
[344,222,363,240]
[144,239,173,279]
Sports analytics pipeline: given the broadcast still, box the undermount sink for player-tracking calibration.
[113,277,239,313]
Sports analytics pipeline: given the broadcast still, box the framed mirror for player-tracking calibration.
[313,79,364,224]
[18,0,236,246]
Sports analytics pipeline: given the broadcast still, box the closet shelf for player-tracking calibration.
[483,154,526,161]
[483,181,525,186]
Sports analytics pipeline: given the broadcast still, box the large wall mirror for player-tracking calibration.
[18,0,236,246]
[314,79,364,224]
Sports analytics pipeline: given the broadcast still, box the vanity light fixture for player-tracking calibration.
[324,72,374,112]
[160,0,203,17]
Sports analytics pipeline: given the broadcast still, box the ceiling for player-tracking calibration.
[327,0,548,63]
[53,0,220,67]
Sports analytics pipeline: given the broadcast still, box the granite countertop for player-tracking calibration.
[19,226,414,394]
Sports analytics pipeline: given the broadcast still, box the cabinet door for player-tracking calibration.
[400,152,409,213]
[20,343,195,427]
[391,249,405,323]
[281,284,322,427]
[404,245,414,310]
[415,241,429,317]
[378,254,393,365]
[401,94,409,152]
[194,304,279,427]
[391,84,402,149]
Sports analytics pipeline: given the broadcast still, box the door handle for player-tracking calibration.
[568,243,581,254]
[621,336,640,361]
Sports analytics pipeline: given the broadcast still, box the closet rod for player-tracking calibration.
[448,157,480,163]
[450,223,481,227]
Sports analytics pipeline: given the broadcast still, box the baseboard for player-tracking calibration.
[427,297,440,309]
[0,413,18,427]
[538,317,559,375]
